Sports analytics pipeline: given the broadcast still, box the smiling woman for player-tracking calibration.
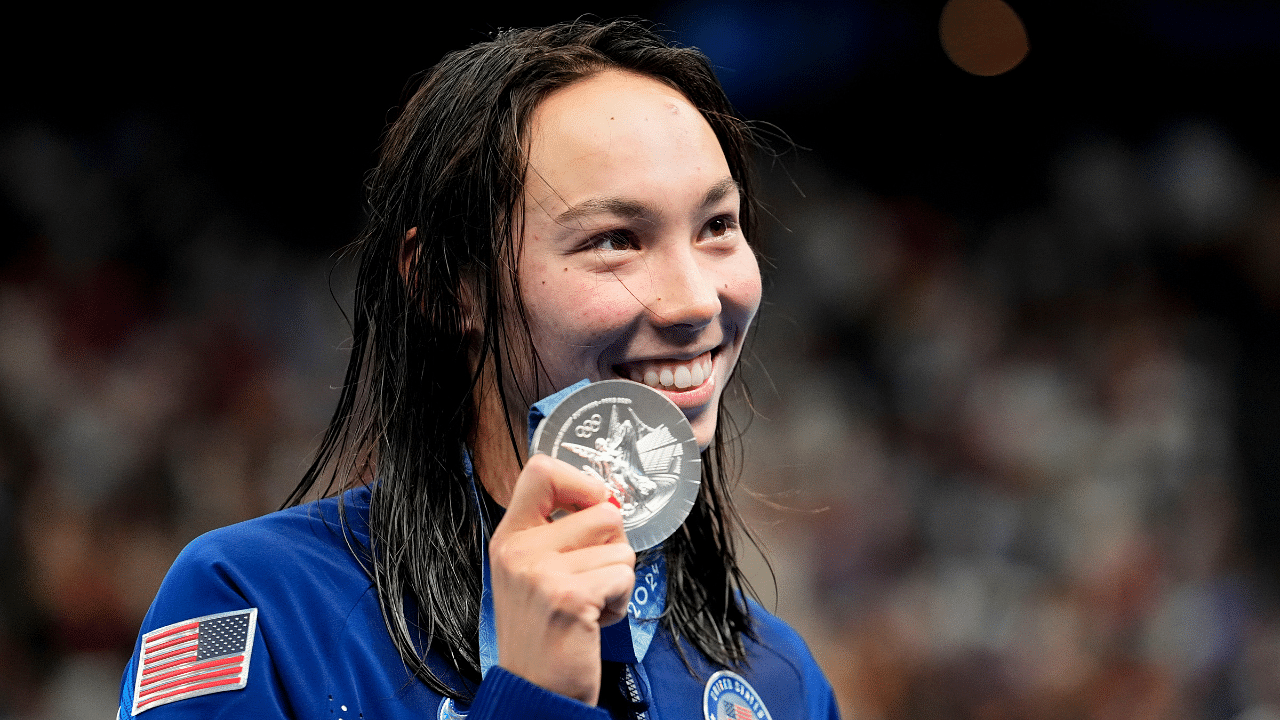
[497,70,762,465]
[116,19,839,720]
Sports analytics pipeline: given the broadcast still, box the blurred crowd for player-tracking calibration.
[737,121,1280,719]
[3,43,1280,720]
[0,119,355,718]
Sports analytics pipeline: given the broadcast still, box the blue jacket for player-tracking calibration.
[117,485,840,719]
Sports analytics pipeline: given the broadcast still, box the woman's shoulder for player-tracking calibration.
[152,486,374,612]
[743,598,819,661]
[742,599,841,718]
[118,485,431,718]
[643,600,840,720]
[177,486,370,567]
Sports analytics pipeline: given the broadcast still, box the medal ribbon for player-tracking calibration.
[474,380,667,678]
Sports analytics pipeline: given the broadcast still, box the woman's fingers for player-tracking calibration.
[572,561,636,628]
[543,500,629,551]
[487,451,635,705]
[553,538,636,575]
[501,454,609,532]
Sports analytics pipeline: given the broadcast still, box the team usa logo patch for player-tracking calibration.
[704,670,774,720]
[131,608,258,714]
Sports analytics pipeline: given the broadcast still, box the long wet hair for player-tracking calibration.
[283,18,761,700]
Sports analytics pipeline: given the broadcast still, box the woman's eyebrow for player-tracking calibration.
[700,177,740,209]
[553,176,740,227]
[555,197,650,226]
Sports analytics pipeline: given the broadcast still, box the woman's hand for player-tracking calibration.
[487,453,636,705]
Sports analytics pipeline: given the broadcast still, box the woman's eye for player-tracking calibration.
[591,230,639,252]
[703,215,738,239]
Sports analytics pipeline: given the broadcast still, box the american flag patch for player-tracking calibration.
[131,608,258,714]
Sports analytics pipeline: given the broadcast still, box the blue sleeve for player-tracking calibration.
[467,668,609,720]
[116,531,293,719]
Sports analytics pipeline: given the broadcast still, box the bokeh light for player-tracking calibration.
[939,0,1029,76]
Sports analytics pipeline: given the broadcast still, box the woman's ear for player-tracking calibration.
[458,268,485,339]
[401,226,483,337]
[399,227,420,289]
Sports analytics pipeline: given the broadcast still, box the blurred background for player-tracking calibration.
[2,2,1279,718]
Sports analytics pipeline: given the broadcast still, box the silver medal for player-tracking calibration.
[531,379,701,551]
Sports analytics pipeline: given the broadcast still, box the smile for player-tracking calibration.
[615,351,714,391]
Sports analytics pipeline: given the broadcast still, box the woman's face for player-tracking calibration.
[499,69,761,451]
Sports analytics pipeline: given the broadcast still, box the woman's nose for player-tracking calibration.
[648,248,721,331]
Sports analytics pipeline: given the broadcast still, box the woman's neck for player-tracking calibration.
[469,380,525,508]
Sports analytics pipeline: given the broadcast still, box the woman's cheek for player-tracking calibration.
[729,254,763,319]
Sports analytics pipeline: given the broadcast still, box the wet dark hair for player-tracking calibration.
[283,18,761,700]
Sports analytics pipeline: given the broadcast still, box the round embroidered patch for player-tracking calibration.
[704,670,774,720]
[437,697,469,719]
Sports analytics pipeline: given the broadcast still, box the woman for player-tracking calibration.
[117,19,839,720]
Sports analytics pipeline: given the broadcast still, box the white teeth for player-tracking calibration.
[674,366,692,389]
[628,354,713,390]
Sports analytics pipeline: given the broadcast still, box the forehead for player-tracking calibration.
[522,69,731,208]
[529,68,693,128]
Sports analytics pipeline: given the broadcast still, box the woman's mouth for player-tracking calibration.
[615,351,714,391]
